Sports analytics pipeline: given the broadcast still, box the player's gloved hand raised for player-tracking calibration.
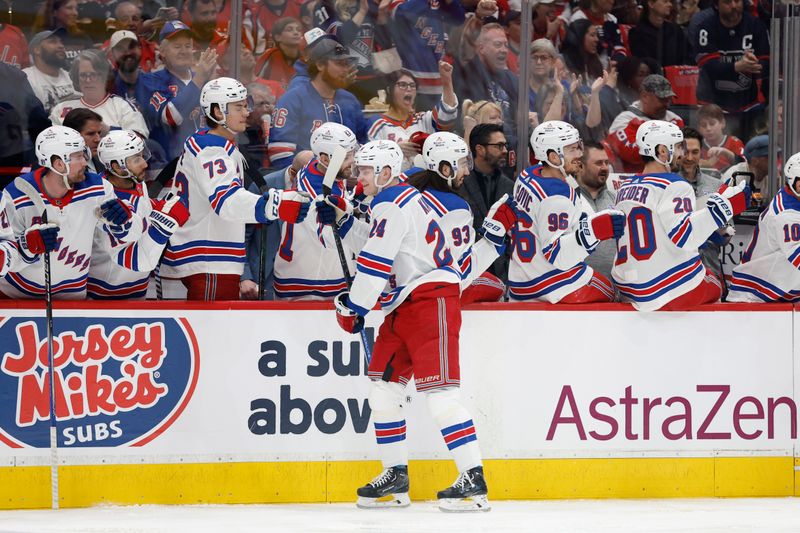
[316,195,352,226]
[19,223,60,255]
[150,194,190,234]
[576,209,626,251]
[258,189,311,223]
[100,198,133,238]
[707,182,751,227]
[480,193,517,250]
[334,292,365,333]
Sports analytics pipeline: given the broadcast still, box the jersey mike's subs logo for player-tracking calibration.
[0,317,199,448]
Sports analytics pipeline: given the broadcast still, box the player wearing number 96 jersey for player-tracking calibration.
[728,152,800,302]
[611,121,750,311]
[508,121,624,303]
[326,140,490,512]
[161,78,310,300]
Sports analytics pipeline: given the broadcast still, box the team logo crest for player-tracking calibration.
[0,317,199,448]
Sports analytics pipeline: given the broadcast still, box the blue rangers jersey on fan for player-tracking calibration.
[419,187,499,288]
[135,69,203,160]
[88,180,176,300]
[0,168,142,299]
[161,129,263,278]
[507,164,594,302]
[339,182,461,314]
[728,187,800,302]
[268,82,370,169]
[611,172,725,311]
[272,158,355,299]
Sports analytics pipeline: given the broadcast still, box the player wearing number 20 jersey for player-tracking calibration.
[611,120,749,311]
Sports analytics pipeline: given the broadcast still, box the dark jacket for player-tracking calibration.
[629,18,693,67]
[455,54,520,144]
[460,167,515,281]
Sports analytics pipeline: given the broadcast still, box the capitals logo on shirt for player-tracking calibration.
[0,317,199,448]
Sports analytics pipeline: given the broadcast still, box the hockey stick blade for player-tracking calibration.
[322,145,348,196]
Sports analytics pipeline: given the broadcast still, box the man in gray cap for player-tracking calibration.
[723,135,770,199]
[23,29,77,113]
[268,29,369,169]
[606,73,685,172]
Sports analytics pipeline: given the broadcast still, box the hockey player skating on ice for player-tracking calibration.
[0,126,141,299]
[508,120,626,303]
[272,122,359,299]
[407,131,513,303]
[161,77,311,300]
[611,120,750,310]
[88,130,189,299]
[320,140,501,512]
[727,152,800,302]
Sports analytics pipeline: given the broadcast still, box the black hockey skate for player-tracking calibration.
[356,465,411,509]
[437,466,490,512]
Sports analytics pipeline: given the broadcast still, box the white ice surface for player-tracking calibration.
[1,499,800,533]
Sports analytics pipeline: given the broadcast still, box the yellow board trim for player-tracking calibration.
[0,457,795,509]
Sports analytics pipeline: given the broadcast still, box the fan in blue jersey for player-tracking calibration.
[89,130,189,299]
[321,140,492,512]
[728,152,800,303]
[508,120,625,303]
[612,120,750,311]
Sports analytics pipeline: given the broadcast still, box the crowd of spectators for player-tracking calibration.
[0,0,778,299]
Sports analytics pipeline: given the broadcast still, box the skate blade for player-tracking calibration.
[438,495,491,513]
[356,493,411,509]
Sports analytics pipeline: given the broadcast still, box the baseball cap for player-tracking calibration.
[159,20,194,41]
[641,74,676,98]
[29,28,67,50]
[744,135,769,159]
[110,30,138,49]
[304,28,351,63]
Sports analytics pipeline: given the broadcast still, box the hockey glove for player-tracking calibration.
[480,194,517,251]
[258,189,311,224]
[706,182,750,228]
[316,195,353,226]
[150,194,190,235]
[334,292,365,334]
[351,182,370,215]
[576,209,626,252]
[100,198,134,239]
[19,223,60,255]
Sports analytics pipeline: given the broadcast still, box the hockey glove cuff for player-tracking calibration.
[260,189,311,224]
[334,292,365,334]
[19,223,60,255]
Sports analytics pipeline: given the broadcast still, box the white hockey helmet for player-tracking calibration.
[784,151,800,194]
[354,140,403,192]
[98,130,149,182]
[636,120,684,167]
[422,131,471,187]
[200,77,249,130]
[35,125,90,188]
[530,120,581,174]
[310,122,358,159]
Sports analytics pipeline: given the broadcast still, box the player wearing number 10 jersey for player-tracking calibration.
[162,78,310,300]
[611,120,750,311]
[508,121,625,303]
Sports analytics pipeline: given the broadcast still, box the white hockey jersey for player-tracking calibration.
[611,172,724,311]
[87,180,174,299]
[0,194,18,276]
[161,129,263,278]
[728,187,800,302]
[0,168,142,299]
[50,94,149,137]
[507,165,594,302]
[341,182,462,315]
[419,187,499,288]
[367,99,458,170]
[272,158,355,299]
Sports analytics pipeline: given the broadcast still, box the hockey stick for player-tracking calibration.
[322,147,372,365]
[14,177,59,510]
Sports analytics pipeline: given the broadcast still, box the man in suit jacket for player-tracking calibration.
[461,123,515,282]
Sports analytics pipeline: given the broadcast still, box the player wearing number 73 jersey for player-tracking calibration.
[728,152,800,302]
[611,120,750,311]
[508,121,625,303]
[161,78,311,300]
